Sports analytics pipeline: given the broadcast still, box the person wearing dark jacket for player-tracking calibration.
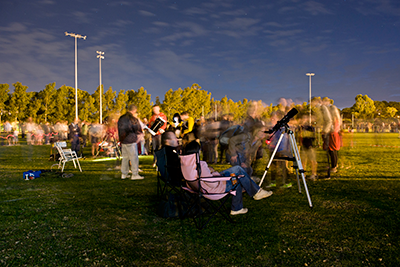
[69,118,81,155]
[118,104,143,180]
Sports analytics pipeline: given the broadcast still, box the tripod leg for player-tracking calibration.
[288,132,313,208]
[259,133,285,187]
[295,168,301,193]
[292,155,301,193]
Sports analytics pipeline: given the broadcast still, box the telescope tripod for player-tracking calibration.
[259,124,313,208]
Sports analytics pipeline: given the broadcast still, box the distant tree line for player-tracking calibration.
[0,82,251,124]
[0,82,397,125]
[341,94,400,121]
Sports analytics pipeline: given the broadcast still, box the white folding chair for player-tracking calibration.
[54,141,82,172]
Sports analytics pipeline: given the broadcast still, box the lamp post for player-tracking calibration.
[65,32,86,120]
[306,73,315,125]
[96,51,105,124]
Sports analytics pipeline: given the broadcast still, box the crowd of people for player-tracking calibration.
[0,99,344,181]
[0,100,347,215]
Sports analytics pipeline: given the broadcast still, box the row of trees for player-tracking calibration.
[341,94,400,120]
[0,82,256,124]
[0,82,398,124]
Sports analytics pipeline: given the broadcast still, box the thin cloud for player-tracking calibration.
[37,0,55,4]
[153,21,170,27]
[139,10,156,17]
[72,11,92,24]
[159,22,208,42]
[303,1,333,16]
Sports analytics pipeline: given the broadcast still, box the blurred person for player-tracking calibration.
[142,118,151,155]
[243,102,262,133]
[244,102,266,161]
[62,121,69,141]
[299,115,318,180]
[20,121,25,139]
[12,121,19,145]
[4,121,12,145]
[35,124,44,145]
[42,122,51,145]
[218,114,234,163]
[89,122,104,157]
[118,104,144,180]
[25,117,34,145]
[137,116,147,156]
[69,118,81,154]
[148,105,168,165]
[179,111,194,138]
[81,120,89,150]
[200,118,220,164]
[318,98,342,177]
[328,104,342,174]
[227,122,267,177]
[53,121,63,142]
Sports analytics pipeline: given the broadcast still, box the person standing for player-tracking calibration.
[118,104,144,180]
[148,105,167,165]
[69,118,81,155]
[299,116,318,180]
[328,104,342,173]
[179,111,194,138]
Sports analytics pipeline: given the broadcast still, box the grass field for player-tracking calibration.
[1,132,399,266]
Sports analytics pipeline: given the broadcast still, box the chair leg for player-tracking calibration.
[76,160,82,172]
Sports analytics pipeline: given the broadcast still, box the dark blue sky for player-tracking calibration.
[1,0,400,109]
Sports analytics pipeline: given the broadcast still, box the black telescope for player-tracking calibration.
[265,108,299,134]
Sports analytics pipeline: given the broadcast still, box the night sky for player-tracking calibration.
[1,0,400,109]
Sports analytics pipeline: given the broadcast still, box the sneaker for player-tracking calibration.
[121,174,129,180]
[130,175,144,180]
[331,167,337,173]
[253,189,273,200]
[309,175,317,181]
[230,208,248,215]
[280,183,292,189]
[265,183,276,188]
[138,168,143,172]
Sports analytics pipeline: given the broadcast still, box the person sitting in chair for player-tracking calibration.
[182,140,273,215]
[160,131,185,186]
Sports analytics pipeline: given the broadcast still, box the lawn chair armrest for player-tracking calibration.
[200,176,232,182]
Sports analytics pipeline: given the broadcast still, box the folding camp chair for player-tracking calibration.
[155,147,184,197]
[180,152,239,230]
[54,141,82,172]
[155,147,187,217]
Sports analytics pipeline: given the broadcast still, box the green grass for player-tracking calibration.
[1,133,400,266]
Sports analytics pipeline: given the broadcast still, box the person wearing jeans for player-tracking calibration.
[118,104,144,180]
[182,140,273,215]
[220,165,267,214]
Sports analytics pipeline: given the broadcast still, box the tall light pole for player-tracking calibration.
[97,51,105,124]
[306,73,315,125]
[65,32,86,120]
